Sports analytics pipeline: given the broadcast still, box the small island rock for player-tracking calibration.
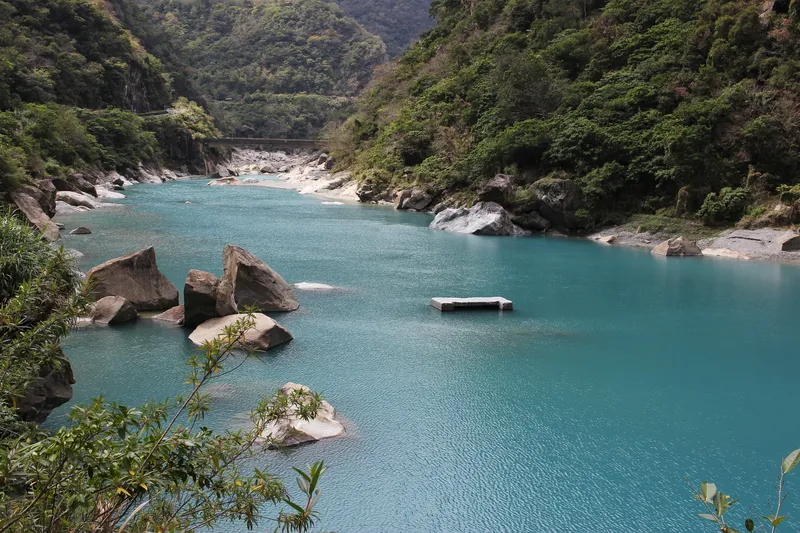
[70,227,92,235]
[430,202,526,236]
[260,383,344,447]
[188,313,292,352]
[651,236,703,257]
[91,296,139,325]
[86,247,179,311]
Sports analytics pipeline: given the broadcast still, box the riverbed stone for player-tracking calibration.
[778,231,800,252]
[430,202,527,236]
[184,270,224,327]
[86,247,179,311]
[208,177,243,186]
[260,382,344,447]
[188,313,293,352]
[651,236,703,257]
[153,305,185,325]
[70,226,92,235]
[478,174,514,205]
[56,191,99,209]
[217,245,300,313]
[531,178,585,230]
[66,173,98,197]
[17,351,74,423]
[10,191,60,242]
[91,296,139,324]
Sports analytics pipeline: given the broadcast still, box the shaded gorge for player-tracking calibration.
[50,177,800,532]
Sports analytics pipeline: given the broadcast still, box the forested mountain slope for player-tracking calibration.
[338,0,800,230]
[134,0,387,137]
[0,0,216,192]
[333,0,434,56]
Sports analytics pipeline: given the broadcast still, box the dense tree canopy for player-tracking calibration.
[333,0,434,57]
[134,0,387,137]
[338,0,800,228]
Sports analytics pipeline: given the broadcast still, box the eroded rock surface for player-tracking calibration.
[430,202,527,236]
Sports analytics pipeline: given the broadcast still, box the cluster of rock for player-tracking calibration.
[591,228,800,262]
[8,167,185,243]
[357,173,587,236]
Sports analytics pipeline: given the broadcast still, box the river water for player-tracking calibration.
[51,177,800,532]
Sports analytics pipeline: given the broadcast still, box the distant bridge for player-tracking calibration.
[201,138,328,150]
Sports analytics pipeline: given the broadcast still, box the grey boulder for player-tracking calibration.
[184,269,225,327]
[10,192,60,242]
[56,191,99,209]
[651,236,703,257]
[17,352,74,423]
[70,227,92,235]
[153,305,185,325]
[188,313,293,352]
[66,173,98,197]
[478,174,514,205]
[429,202,527,236]
[531,178,585,230]
[91,296,139,324]
[86,247,179,311]
[217,245,299,313]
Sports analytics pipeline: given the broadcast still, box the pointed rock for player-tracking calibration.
[86,248,179,311]
[184,269,224,327]
[217,245,299,313]
[91,296,139,325]
[10,192,60,242]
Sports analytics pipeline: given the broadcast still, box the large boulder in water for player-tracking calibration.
[188,313,293,352]
[86,247,179,311]
[17,352,74,423]
[91,296,139,325]
[429,202,527,236]
[260,383,344,447]
[56,191,99,209]
[184,269,225,327]
[217,245,299,313]
[153,305,185,325]
[651,236,702,257]
[531,178,585,230]
[10,191,60,242]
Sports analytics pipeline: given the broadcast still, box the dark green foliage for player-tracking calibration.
[133,0,387,137]
[0,0,172,112]
[333,0,434,57]
[696,187,750,224]
[341,0,800,226]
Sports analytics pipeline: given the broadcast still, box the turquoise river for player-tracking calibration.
[49,177,800,533]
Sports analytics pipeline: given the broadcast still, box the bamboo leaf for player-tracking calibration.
[782,449,800,474]
[698,513,717,521]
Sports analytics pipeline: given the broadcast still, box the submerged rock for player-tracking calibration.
[651,236,702,257]
[293,282,338,291]
[153,305,185,325]
[260,383,344,447]
[91,296,139,325]
[70,227,92,235]
[208,177,243,186]
[430,202,527,236]
[217,245,299,313]
[188,313,292,352]
[86,247,179,311]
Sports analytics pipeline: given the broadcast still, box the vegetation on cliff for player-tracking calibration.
[333,0,434,57]
[134,0,387,138]
[337,0,800,229]
[0,0,219,192]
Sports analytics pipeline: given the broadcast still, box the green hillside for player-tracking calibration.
[134,0,387,137]
[338,0,800,230]
[333,0,434,56]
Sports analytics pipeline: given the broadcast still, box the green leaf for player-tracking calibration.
[698,513,717,521]
[701,481,717,503]
[772,516,786,527]
[714,491,731,517]
[745,518,755,532]
[782,448,800,474]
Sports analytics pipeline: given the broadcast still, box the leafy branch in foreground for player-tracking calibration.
[691,447,800,533]
[1,299,326,532]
